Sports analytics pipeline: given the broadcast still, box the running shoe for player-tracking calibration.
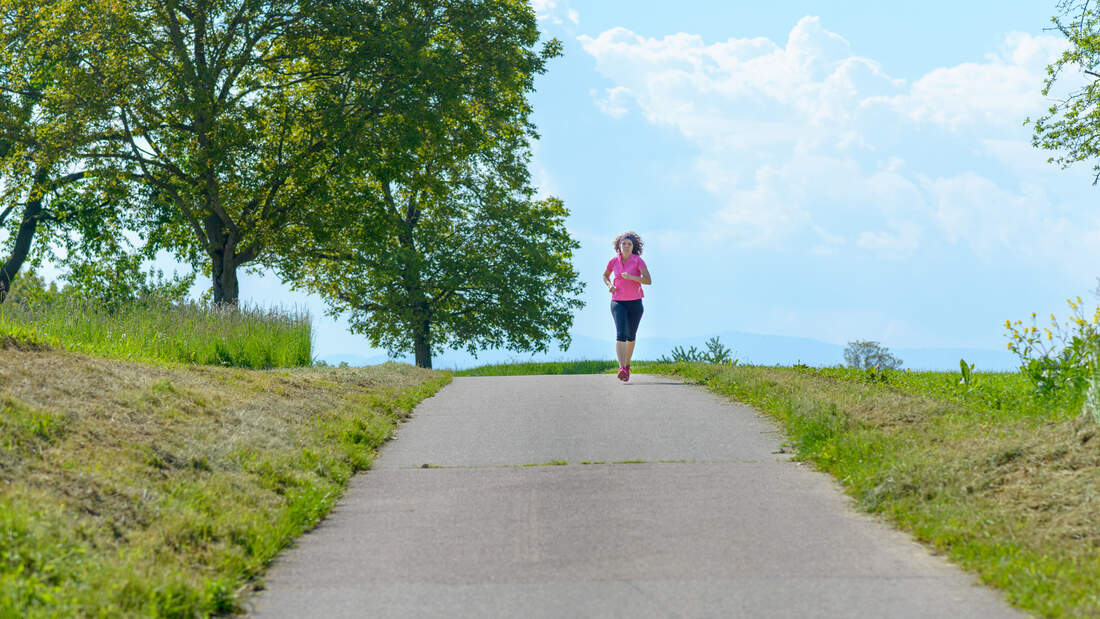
[624,365,631,381]
[617,366,628,381]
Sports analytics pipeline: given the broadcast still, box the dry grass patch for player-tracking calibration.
[0,349,449,617]
[649,362,1100,617]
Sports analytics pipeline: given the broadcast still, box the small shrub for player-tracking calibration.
[657,336,737,364]
[1005,297,1100,395]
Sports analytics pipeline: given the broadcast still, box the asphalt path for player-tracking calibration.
[249,374,1022,618]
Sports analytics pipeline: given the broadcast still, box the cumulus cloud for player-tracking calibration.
[578,16,1085,268]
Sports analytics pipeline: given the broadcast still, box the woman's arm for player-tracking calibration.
[602,267,615,293]
[621,266,652,285]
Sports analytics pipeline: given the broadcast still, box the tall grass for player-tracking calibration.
[0,296,311,369]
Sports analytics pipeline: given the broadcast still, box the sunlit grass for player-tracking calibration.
[0,352,449,616]
[0,297,312,369]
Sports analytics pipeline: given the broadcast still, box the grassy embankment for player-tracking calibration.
[462,360,1099,617]
[0,299,449,616]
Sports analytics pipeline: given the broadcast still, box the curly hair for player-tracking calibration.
[613,231,643,255]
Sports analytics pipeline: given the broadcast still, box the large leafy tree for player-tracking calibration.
[272,0,584,368]
[0,2,123,301]
[1032,0,1100,182]
[66,0,355,304]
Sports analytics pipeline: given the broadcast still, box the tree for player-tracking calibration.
[1031,1,1100,182]
[843,340,903,370]
[270,1,582,368]
[62,0,359,305]
[0,2,123,301]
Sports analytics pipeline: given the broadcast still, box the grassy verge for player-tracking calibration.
[648,362,1099,617]
[455,360,619,376]
[0,346,449,616]
[454,360,660,376]
[0,297,311,369]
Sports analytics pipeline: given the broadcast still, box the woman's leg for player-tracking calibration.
[625,340,636,365]
[623,300,644,367]
[611,301,629,367]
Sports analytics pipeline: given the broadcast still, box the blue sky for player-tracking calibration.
[34,1,1097,367]
[520,0,1099,353]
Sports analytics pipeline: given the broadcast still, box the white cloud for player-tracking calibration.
[590,86,631,118]
[567,8,579,25]
[578,16,1086,270]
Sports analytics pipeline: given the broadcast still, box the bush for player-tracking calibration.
[843,340,902,370]
[1005,297,1100,396]
[60,253,194,312]
[657,336,737,364]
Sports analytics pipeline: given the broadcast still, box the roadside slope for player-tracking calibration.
[0,345,448,617]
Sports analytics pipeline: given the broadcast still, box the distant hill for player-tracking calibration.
[319,330,1018,372]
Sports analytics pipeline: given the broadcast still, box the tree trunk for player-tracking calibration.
[0,173,48,303]
[412,302,432,368]
[210,247,240,306]
[206,212,240,305]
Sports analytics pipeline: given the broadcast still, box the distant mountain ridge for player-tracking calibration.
[320,330,1018,372]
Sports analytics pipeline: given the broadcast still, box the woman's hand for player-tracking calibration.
[620,272,636,282]
[608,284,617,293]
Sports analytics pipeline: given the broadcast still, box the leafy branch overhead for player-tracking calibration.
[1031,0,1100,183]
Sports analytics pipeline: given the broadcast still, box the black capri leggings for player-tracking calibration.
[610,299,644,342]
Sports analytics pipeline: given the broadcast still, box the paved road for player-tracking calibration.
[249,374,1022,618]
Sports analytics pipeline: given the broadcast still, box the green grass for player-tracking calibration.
[455,359,619,376]
[455,359,659,376]
[0,349,449,617]
[647,361,1100,617]
[0,296,312,369]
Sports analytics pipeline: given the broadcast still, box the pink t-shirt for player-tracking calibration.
[607,254,646,301]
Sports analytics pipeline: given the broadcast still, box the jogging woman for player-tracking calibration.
[603,231,652,382]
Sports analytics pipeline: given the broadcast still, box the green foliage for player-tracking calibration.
[1084,377,1100,425]
[1,0,567,307]
[959,359,975,386]
[59,253,193,313]
[1031,1,1100,183]
[0,1,136,301]
[843,340,903,370]
[1,274,311,368]
[272,2,579,369]
[1004,297,1100,395]
[657,336,737,364]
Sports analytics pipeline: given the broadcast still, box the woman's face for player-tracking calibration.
[619,238,633,256]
